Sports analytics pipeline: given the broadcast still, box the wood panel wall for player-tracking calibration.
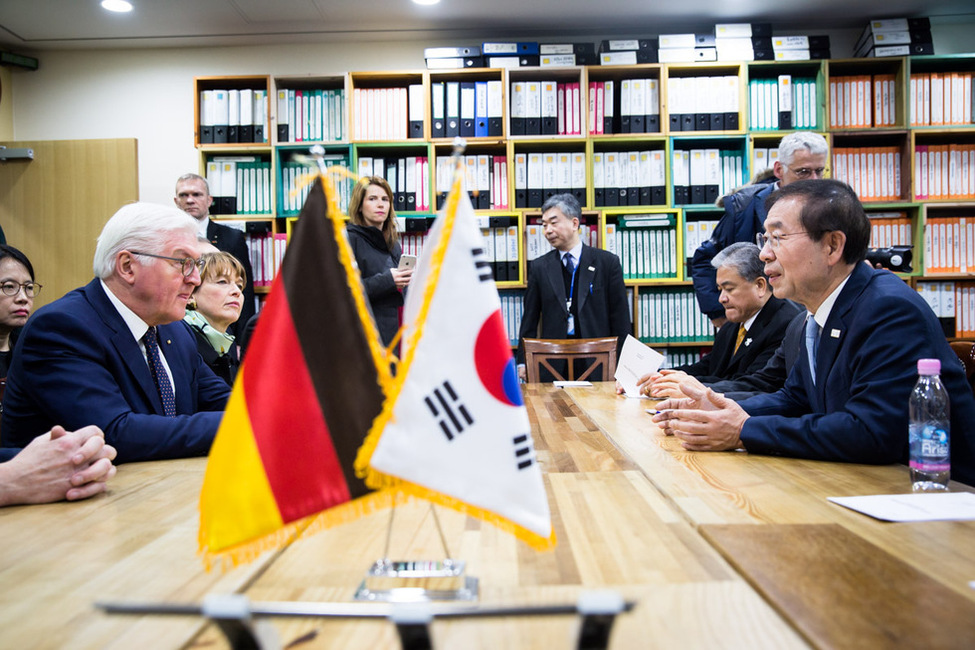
[0,139,138,308]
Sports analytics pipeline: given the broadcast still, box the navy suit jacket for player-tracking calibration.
[0,280,230,463]
[517,245,631,363]
[709,310,807,401]
[678,295,800,383]
[739,263,975,486]
[207,219,255,338]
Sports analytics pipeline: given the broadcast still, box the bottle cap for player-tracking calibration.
[917,358,941,375]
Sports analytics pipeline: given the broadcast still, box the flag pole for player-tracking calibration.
[309,144,329,175]
[449,137,467,189]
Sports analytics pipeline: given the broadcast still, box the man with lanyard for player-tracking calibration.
[516,193,630,381]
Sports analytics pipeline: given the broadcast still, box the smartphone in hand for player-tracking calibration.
[397,254,417,270]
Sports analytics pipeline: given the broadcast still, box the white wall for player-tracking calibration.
[7,21,974,205]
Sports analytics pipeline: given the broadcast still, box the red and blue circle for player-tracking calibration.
[474,309,523,407]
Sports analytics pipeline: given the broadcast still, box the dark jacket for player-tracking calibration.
[186,321,240,386]
[708,310,807,401]
[346,224,403,347]
[516,244,631,379]
[690,178,776,320]
[677,295,801,384]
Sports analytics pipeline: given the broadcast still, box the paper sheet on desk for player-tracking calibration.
[614,335,665,398]
[553,380,593,387]
[828,492,975,522]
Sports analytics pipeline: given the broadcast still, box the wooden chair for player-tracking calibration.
[523,337,618,383]
[949,341,975,395]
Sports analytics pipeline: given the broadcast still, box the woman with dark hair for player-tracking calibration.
[0,245,40,378]
[183,251,245,385]
[346,176,413,347]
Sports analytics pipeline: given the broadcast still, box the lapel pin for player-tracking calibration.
[830,329,840,338]
[744,338,752,346]
[588,266,595,272]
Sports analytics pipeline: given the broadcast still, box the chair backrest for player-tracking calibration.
[524,337,618,383]
[949,341,975,393]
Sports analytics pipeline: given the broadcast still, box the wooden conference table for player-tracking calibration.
[1,382,974,649]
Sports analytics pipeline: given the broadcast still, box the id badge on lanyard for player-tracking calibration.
[566,264,577,335]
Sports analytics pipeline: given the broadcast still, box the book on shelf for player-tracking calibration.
[923,218,974,274]
[352,87,409,140]
[914,145,975,200]
[831,146,903,202]
[867,211,912,249]
[910,72,975,127]
[638,288,711,343]
[276,88,345,143]
[200,88,268,145]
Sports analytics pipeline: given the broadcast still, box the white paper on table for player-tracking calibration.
[614,334,665,398]
[552,380,593,387]
[827,492,975,522]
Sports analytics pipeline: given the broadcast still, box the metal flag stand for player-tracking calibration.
[349,138,478,605]
[98,591,635,650]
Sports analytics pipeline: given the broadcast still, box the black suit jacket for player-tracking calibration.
[679,295,801,383]
[207,220,255,338]
[517,245,631,365]
[709,309,806,400]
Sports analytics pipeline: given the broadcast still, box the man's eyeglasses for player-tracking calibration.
[785,165,828,179]
[756,231,809,249]
[130,251,204,277]
[0,281,42,298]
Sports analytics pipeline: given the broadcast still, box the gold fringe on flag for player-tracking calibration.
[354,166,556,552]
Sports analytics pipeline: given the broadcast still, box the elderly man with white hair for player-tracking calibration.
[1,203,230,462]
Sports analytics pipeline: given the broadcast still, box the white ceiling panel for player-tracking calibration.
[0,0,971,50]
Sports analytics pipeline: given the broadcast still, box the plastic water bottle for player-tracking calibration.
[908,358,950,491]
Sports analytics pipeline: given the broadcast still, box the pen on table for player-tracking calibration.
[646,409,673,415]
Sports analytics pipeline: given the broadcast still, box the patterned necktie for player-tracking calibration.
[563,253,576,335]
[805,315,821,384]
[734,324,747,354]
[144,326,176,417]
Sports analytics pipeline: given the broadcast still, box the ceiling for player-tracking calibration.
[0,0,972,51]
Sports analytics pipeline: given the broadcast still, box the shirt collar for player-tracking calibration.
[100,279,150,342]
[197,215,210,240]
[561,242,583,264]
[742,304,763,331]
[811,272,852,328]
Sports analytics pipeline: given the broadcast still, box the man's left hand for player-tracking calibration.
[652,383,748,451]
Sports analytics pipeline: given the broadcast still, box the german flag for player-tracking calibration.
[199,175,393,568]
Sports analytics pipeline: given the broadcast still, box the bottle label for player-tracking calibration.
[909,424,949,472]
[910,460,950,472]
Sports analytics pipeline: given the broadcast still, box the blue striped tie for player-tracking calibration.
[144,326,177,417]
[805,315,821,384]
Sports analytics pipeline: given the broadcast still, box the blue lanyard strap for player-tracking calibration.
[566,261,578,311]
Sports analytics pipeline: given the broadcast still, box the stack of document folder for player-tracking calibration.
[424,46,483,70]
[771,35,831,61]
[482,42,539,69]
[598,39,657,66]
[854,17,934,58]
[713,23,773,61]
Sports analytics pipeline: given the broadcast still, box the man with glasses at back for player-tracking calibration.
[1,203,231,463]
[691,131,828,328]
